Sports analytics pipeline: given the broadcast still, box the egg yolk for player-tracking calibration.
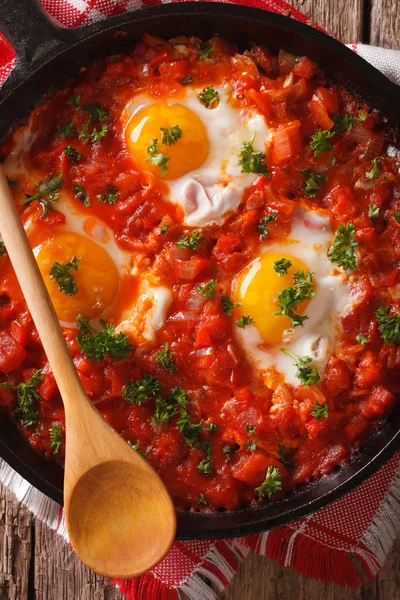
[125,102,209,180]
[36,232,119,323]
[233,253,314,345]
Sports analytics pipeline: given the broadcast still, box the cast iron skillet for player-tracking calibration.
[0,0,400,541]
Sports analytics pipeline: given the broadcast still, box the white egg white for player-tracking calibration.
[234,209,350,387]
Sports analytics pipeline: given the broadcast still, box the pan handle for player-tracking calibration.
[0,0,79,84]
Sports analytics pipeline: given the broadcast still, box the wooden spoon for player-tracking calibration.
[0,167,176,578]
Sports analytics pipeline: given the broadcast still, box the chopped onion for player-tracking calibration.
[178,260,199,281]
[283,72,294,88]
[348,123,370,146]
[168,311,200,322]
[227,344,240,364]
[186,289,207,313]
[360,131,385,161]
[278,50,296,75]
[195,347,213,356]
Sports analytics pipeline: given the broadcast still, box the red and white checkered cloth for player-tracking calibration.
[1,1,400,598]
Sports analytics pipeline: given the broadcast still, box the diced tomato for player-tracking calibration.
[326,186,358,221]
[212,233,242,260]
[150,50,170,68]
[38,373,58,402]
[305,418,328,439]
[270,121,302,165]
[355,352,380,388]
[314,87,339,113]
[244,89,271,119]
[233,452,283,486]
[195,328,212,348]
[0,331,27,373]
[293,57,315,79]
[158,60,190,80]
[10,321,28,347]
[344,416,370,442]
[364,386,395,419]
[324,358,353,397]
[310,96,334,130]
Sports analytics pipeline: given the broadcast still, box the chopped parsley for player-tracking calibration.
[356,333,370,345]
[256,210,278,240]
[393,211,400,224]
[84,103,110,123]
[64,145,82,162]
[121,374,160,405]
[181,75,192,86]
[311,401,329,420]
[274,270,315,327]
[49,425,63,454]
[155,343,177,375]
[7,179,19,187]
[197,440,213,476]
[299,169,327,198]
[128,440,151,458]
[236,315,255,328]
[198,86,219,109]
[195,41,215,62]
[280,348,320,386]
[49,256,81,295]
[245,440,257,451]
[223,445,233,463]
[239,134,269,177]
[79,121,109,144]
[77,318,132,361]
[73,183,90,207]
[309,129,335,158]
[366,157,383,180]
[177,411,203,446]
[368,204,380,223]
[196,280,216,299]
[328,223,358,271]
[208,422,218,434]
[175,230,206,250]
[56,123,76,139]
[66,94,81,109]
[144,138,170,175]
[1,370,43,427]
[278,444,291,468]
[255,466,282,498]
[0,242,6,257]
[196,493,207,505]
[376,306,400,346]
[221,296,242,315]
[160,223,170,236]
[273,258,292,276]
[97,184,118,205]
[246,423,256,436]
[21,173,63,218]
[160,125,182,146]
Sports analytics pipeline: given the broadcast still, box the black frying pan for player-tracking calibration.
[0,0,399,541]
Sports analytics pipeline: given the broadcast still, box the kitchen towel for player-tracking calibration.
[1,1,400,598]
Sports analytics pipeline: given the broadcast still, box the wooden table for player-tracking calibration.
[1,1,400,598]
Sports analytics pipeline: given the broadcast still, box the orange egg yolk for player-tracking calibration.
[233,253,313,345]
[125,102,209,180]
[36,232,119,323]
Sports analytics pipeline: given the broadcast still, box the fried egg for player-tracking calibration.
[123,85,269,227]
[232,208,350,387]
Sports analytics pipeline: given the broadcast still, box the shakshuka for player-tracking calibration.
[0,34,399,511]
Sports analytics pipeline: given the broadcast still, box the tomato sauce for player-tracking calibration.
[1,34,400,511]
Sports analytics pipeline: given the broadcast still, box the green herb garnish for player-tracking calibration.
[255,466,282,498]
[376,306,400,346]
[73,183,90,207]
[1,370,43,427]
[256,210,278,240]
[239,133,269,177]
[236,315,255,328]
[198,86,219,109]
[273,258,292,276]
[175,230,206,250]
[196,280,217,299]
[246,423,256,435]
[368,204,380,223]
[77,318,132,361]
[49,425,63,454]
[221,296,242,315]
[56,123,76,139]
[155,343,177,375]
[144,138,170,175]
[366,157,383,180]
[299,169,327,198]
[160,125,182,146]
[280,348,320,385]
[97,184,118,205]
[79,121,109,144]
[49,256,80,295]
[356,333,370,345]
[195,41,215,62]
[122,374,160,405]
[21,173,63,218]
[64,145,82,162]
[274,270,315,327]
[311,401,329,420]
[328,223,358,271]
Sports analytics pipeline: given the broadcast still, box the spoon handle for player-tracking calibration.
[0,167,86,412]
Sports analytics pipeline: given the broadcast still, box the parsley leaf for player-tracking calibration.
[280,348,320,385]
[97,184,118,205]
[255,466,282,498]
[160,125,182,146]
[278,444,291,468]
[356,333,370,345]
[64,145,82,162]
[221,296,242,315]
[366,157,383,180]
[127,439,151,458]
[223,445,234,463]
[177,412,203,446]
[368,204,380,222]
[310,129,335,157]
[144,138,170,176]
[79,121,109,144]
[160,223,170,236]
[236,315,255,328]
[155,343,177,375]
[197,280,216,299]
[49,256,81,295]
[1,370,43,427]
[311,401,329,420]
[151,386,187,427]
[197,439,213,476]
[208,422,218,434]
[56,123,76,139]
[198,86,219,109]
[181,75,192,86]
[246,423,256,435]
[273,258,292,276]
[77,318,132,361]
[328,223,358,271]
[122,374,160,405]
[256,210,278,240]
[66,94,81,109]
[376,306,400,346]
[246,440,257,451]
[84,103,110,123]
[196,493,207,505]
[239,134,269,176]
[274,270,315,327]
[175,230,206,250]
[393,211,400,224]
[195,41,215,62]
[49,424,63,454]
[21,173,63,218]
[7,179,20,188]
[73,183,90,207]
[299,169,327,198]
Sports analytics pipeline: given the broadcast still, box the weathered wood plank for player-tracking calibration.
[34,518,124,600]
[0,483,32,600]
[377,536,400,600]
[370,0,400,49]
[287,0,364,43]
